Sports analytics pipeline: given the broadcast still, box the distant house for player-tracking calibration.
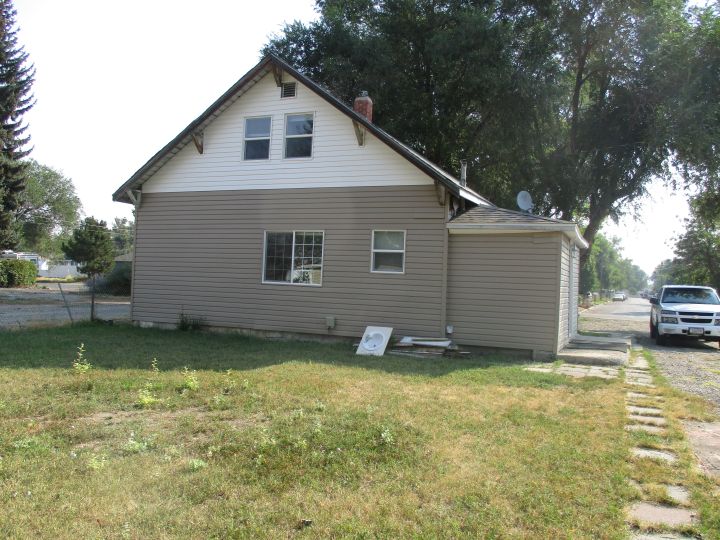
[113,54,587,357]
[1,251,81,278]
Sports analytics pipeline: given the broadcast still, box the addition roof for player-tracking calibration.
[112,54,491,206]
[448,205,589,248]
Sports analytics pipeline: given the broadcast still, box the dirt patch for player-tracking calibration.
[79,406,207,426]
[683,421,720,479]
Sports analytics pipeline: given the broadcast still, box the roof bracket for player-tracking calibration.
[126,189,142,207]
[191,131,204,154]
[435,180,447,206]
[272,65,283,87]
[352,120,365,146]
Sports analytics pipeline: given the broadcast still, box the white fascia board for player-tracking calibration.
[447,222,589,248]
[458,186,492,206]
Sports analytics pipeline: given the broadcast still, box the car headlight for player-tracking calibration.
[661,317,679,324]
[661,309,677,315]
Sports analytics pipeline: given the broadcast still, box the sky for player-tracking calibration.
[13,0,691,275]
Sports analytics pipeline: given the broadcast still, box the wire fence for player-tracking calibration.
[0,279,131,329]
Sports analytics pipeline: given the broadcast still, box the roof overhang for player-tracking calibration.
[447,222,589,249]
[113,54,491,207]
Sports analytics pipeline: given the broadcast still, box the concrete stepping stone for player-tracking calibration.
[627,502,697,527]
[626,392,664,401]
[665,485,691,506]
[627,374,654,382]
[628,414,667,427]
[628,382,656,388]
[525,366,553,373]
[626,424,667,435]
[631,447,677,462]
[627,405,664,417]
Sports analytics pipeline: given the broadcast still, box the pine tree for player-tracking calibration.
[63,218,115,321]
[0,0,34,249]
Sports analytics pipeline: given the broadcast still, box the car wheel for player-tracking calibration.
[656,333,666,346]
[650,320,658,338]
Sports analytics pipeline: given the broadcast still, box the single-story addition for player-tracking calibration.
[113,54,588,358]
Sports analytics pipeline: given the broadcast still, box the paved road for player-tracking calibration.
[582,296,651,322]
[580,296,720,413]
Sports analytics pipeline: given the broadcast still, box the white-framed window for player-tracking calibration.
[263,230,324,286]
[371,230,406,273]
[244,116,271,160]
[284,113,314,158]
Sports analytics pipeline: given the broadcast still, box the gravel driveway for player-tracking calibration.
[0,286,130,328]
[581,299,720,413]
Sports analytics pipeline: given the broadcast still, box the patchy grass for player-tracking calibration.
[625,349,720,538]
[0,323,633,538]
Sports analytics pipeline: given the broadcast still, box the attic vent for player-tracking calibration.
[281,82,297,98]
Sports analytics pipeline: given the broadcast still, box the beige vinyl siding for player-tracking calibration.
[142,73,433,194]
[447,232,563,353]
[132,186,446,337]
[569,244,580,337]
[557,236,571,350]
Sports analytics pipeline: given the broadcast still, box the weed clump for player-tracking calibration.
[179,366,199,392]
[72,343,92,374]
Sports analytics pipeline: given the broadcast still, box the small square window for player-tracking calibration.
[244,116,271,160]
[371,230,405,273]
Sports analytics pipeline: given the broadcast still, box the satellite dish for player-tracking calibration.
[516,191,533,212]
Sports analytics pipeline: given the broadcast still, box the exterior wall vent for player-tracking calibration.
[281,82,297,98]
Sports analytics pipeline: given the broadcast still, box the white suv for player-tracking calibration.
[650,285,720,347]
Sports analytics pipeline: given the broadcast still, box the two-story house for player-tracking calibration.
[113,54,587,358]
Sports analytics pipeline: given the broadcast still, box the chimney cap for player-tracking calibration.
[359,90,369,97]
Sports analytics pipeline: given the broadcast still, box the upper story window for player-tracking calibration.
[244,116,271,160]
[263,231,324,286]
[285,113,313,158]
[371,230,406,273]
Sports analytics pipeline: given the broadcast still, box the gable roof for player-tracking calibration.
[112,54,491,206]
[448,205,589,248]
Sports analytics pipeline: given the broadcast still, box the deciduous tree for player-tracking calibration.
[16,159,82,257]
[264,1,719,271]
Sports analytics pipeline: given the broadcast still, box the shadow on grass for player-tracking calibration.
[0,323,606,389]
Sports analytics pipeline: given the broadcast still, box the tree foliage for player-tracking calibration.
[264,1,720,267]
[580,233,647,293]
[63,217,114,277]
[15,159,82,257]
[63,217,115,321]
[651,197,720,291]
[111,216,134,256]
[0,0,34,249]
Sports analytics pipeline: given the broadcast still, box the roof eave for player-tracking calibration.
[447,222,589,248]
[113,53,488,206]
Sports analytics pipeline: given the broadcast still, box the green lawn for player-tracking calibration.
[0,324,640,538]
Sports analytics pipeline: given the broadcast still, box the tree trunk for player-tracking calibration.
[90,275,96,322]
[579,211,608,268]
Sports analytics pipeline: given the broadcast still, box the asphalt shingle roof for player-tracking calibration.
[450,205,574,226]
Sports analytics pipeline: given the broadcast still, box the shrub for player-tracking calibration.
[177,311,203,331]
[0,259,37,287]
[93,261,131,296]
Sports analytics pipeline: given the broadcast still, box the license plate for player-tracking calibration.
[688,327,704,336]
